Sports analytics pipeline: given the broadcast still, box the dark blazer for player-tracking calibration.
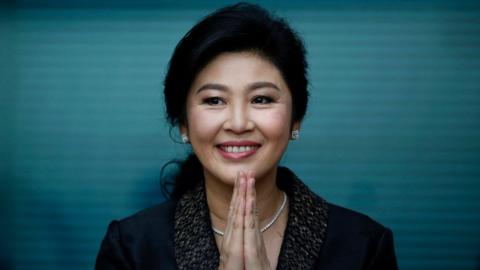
[96,173,398,269]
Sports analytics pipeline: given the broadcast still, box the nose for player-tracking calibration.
[223,101,254,133]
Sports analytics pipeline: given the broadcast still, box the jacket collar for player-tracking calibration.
[174,168,329,269]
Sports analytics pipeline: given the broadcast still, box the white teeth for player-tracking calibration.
[221,145,257,153]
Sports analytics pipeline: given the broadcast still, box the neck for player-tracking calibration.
[205,168,283,232]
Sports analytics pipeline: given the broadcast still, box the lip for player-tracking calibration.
[216,140,261,160]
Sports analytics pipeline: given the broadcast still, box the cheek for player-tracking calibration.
[187,107,223,142]
[255,107,291,139]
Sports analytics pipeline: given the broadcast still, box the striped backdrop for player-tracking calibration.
[1,1,479,269]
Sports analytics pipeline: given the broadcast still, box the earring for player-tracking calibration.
[181,134,189,144]
[291,130,299,140]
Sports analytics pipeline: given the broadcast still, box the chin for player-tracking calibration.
[222,169,247,184]
[205,161,275,186]
[210,166,253,185]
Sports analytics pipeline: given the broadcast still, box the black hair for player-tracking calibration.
[162,2,309,200]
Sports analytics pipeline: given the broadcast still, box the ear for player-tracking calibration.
[291,121,301,132]
[179,123,187,136]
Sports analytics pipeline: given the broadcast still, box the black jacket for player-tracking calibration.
[96,173,398,269]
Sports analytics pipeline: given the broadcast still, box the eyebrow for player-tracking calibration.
[195,81,280,94]
[195,83,228,94]
[249,81,280,91]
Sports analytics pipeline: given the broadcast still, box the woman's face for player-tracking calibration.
[181,52,299,185]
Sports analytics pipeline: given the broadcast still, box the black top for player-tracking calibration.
[95,173,398,269]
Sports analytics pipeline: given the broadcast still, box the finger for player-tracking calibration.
[244,174,271,270]
[220,171,246,269]
[244,175,260,265]
[248,172,256,228]
[223,172,240,241]
[249,174,262,247]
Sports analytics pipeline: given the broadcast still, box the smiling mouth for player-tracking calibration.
[219,145,259,153]
[216,143,261,159]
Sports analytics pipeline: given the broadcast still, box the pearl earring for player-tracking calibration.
[181,134,189,143]
[291,130,299,140]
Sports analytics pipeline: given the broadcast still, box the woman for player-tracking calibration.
[95,3,398,269]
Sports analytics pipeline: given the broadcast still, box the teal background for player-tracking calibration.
[1,1,480,269]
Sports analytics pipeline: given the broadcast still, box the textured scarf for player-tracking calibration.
[174,170,329,269]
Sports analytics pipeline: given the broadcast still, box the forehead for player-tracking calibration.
[190,52,289,92]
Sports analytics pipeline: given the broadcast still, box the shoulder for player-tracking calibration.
[277,168,398,269]
[318,203,398,269]
[110,200,177,250]
[326,203,388,236]
[95,200,177,270]
[116,200,176,232]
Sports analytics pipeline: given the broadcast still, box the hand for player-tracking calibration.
[218,171,271,270]
[244,171,271,270]
[218,171,245,270]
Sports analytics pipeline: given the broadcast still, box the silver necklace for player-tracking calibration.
[212,192,288,236]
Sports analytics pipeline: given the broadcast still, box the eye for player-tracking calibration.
[203,97,225,106]
[252,96,273,104]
